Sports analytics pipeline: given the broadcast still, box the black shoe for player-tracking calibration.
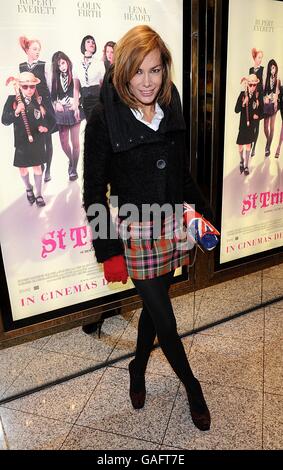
[244,166,249,175]
[82,320,104,338]
[240,162,244,174]
[26,186,35,205]
[44,169,51,182]
[186,378,211,431]
[128,360,146,409]
[35,195,46,207]
[69,171,78,181]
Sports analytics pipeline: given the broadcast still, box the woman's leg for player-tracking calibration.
[59,125,72,174]
[69,123,81,179]
[19,167,31,188]
[251,121,260,156]
[238,145,244,173]
[132,272,210,430]
[132,273,195,387]
[244,143,251,175]
[134,270,174,375]
[275,122,283,157]
[33,165,46,207]
[264,117,269,141]
[44,133,53,182]
[268,113,277,150]
[19,167,35,204]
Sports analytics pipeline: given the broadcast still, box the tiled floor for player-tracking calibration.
[0,264,282,450]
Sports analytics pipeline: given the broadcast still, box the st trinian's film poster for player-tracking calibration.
[0,0,183,322]
[220,0,283,264]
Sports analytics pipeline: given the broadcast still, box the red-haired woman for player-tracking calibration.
[83,25,214,431]
[19,36,56,182]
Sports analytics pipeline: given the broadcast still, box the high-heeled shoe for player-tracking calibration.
[82,319,104,338]
[186,378,211,431]
[128,359,146,409]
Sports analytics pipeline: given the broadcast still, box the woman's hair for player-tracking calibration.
[80,35,96,55]
[19,36,41,53]
[103,41,116,62]
[264,59,278,92]
[51,51,73,101]
[113,25,172,108]
[251,48,263,60]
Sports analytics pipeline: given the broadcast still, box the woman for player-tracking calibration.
[274,84,283,158]
[19,36,56,182]
[235,74,263,175]
[51,51,83,181]
[103,40,116,72]
[83,25,213,431]
[263,59,280,157]
[2,72,48,207]
[249,48,264,157]
[75,35,105,121]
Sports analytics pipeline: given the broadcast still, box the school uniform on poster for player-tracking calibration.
[19,60,56,133]
[235,90,263,145]
[52,74,84,126]
[2,95,47,167]
[249,66,264,91]
[74,58,105,120]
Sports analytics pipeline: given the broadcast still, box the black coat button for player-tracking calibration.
[156,159,166,169]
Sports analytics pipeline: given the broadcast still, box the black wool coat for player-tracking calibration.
[83,75,212,263]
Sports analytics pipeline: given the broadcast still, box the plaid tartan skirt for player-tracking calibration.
[115,214,193,280]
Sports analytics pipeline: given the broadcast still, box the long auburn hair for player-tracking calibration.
[113,25,173,109]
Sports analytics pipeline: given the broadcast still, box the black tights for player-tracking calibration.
[132,271,195,390]
[45,133,53,171]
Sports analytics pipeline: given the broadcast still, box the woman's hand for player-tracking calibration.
[15,102,25,116]
[74,107,80,122]
[103,255,128,284]
[38,125,48,133]
[55,102,64,112]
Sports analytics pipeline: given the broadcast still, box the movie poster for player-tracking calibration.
[0,0,183,321]
[220,0,283,264]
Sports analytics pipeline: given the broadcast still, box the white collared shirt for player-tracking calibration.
[73,57,105,88]
[131,102,164,131]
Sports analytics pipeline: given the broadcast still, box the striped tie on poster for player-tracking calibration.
[61,72,71,106]
[82,61,90,85]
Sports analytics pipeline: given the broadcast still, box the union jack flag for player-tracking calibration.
[183,202,220,251]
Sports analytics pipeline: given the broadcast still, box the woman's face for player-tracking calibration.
[85,38,96,55]
[20,84,36,98]
[255,52,263,67]
[58,59,68,73]
[271,64,276,76]
[27,41,41,62]
[129,48,163,109]
[106,46,114,64]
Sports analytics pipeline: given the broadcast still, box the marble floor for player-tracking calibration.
[0,264,282,450]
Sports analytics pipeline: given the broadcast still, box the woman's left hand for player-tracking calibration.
[38,125,48,133]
